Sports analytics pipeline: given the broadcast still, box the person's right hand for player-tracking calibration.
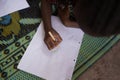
[44,28,62,50]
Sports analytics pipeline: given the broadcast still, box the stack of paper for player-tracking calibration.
[18,16,84,80]
[0,0,29,17]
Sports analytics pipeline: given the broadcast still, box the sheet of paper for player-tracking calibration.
[18,16,84,80]
[0,0,29,17]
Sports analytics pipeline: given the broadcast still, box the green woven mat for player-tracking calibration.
[73,34,120,80]
[0,0,120,80]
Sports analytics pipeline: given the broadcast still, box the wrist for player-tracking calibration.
[44,27,54,35]
[44,25,52,31]
[45,27,53,32]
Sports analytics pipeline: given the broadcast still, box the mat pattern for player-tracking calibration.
[0,0,120,80]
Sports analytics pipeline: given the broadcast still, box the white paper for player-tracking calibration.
[18,16,84,80]
[0,0,29,17]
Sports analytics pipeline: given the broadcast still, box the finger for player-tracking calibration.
[54,37,62,46]
[52,33,62,42]
[49,37,61,49]
[47,40,54,50]
[47,38,57,50]
[56,35,62,42]
[45,38,53,50]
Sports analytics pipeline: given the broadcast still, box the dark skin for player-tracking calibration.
[41,0,120,50]
[41,0,79,50]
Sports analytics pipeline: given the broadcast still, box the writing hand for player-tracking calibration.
[44,28,62,50]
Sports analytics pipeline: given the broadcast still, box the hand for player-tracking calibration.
[44,28,62,50]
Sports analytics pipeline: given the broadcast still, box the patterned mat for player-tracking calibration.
[0,0,120,80]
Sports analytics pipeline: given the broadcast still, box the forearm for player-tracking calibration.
[41,0,52,32]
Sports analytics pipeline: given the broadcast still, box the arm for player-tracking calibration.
[41,0,52,32]
[41,0,62,50]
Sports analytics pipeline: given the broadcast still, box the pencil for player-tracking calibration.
[48,31,56,41]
